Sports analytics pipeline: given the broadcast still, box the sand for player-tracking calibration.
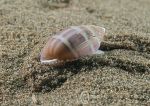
[0,0,150,105]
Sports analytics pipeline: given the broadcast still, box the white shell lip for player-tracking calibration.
[40,59,58,64]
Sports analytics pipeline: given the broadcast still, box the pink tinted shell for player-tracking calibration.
[40,25,105,65]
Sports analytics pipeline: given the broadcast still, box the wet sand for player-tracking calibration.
[0,0,150,105]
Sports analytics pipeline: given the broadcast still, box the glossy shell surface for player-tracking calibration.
[40,25,105,64]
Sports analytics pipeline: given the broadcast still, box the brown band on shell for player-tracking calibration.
[68,33,86,49]
[50,37,58,58]
[53,40,75,60]
[52,35,79,58]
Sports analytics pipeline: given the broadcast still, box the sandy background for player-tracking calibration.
[0,0,150,105]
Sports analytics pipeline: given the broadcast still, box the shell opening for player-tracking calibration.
[40,59,58,64]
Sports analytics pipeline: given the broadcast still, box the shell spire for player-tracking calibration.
[40,25,105,65]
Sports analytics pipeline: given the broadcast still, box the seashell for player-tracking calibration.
[40,25,105,65]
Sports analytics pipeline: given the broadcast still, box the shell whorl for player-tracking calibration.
[40,25,105,65]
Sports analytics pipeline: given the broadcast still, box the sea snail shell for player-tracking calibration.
[40,25,105,65]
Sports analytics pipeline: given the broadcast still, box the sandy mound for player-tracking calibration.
[0,0,150,105]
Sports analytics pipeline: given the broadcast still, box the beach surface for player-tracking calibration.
[0,0,150,105]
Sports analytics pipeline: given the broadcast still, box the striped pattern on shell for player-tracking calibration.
[40,25,105,65]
